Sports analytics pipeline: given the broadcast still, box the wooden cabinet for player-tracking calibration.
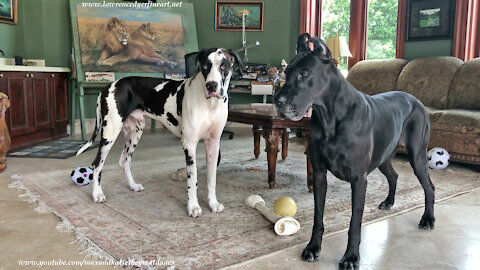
[0,71,69,150]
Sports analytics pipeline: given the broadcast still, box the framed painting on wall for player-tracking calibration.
[215,1,264,31]
[0,0,17,24]
[70,0,199,81]
[406,0,454,41]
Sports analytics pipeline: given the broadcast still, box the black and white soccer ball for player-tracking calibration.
[427,147,450,170]
[71,166,94,186]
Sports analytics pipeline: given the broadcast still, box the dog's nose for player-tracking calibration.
[206,81,218,93]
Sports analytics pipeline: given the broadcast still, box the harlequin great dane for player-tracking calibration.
[274,34,435,269]
[77,48,241,217]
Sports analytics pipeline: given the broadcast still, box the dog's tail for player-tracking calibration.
[76,94,102,156]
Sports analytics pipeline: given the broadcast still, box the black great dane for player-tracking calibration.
[274,34,435,269]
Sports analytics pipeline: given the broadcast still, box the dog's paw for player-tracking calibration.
[418,214,435,230]
[92,191,106,203]
[301,245,320,262]
[209,201,224,213]
[130,183,145,192]
[378,199,394,210]
[339,253,360,270]
[188,204,202,218]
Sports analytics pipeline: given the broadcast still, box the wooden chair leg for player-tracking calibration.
[263,128,280,189]
[253,124,262,159]
[78,85,86,141]
[281,128,289,160]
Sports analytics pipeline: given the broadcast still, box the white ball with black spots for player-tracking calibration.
[427,147,450,170]
[71,166,94,186]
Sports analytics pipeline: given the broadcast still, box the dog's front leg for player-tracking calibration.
[302,165,327,262]
[340,174,367,270]
[205,137,224,213]
[183,139,202,217]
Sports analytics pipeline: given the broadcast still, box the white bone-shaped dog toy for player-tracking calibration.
[246,195,300,236]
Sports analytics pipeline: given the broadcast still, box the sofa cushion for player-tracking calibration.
[448,58,480,110]
[346,59,408,95]
[430,109,480,133]
[429,109,480,158]
[396,57,463,109]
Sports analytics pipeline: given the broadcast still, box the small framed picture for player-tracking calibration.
[406,0,453,41]
[215,1,264,31]
[0,0,17,25]
[85,72,115,83]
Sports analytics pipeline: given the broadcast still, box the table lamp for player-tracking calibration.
[326,34,352,67]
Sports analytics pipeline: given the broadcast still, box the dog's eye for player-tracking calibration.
[301,71,309,78]
[203,65,208,70]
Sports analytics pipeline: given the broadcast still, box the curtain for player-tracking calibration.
[454,0,480,60]
[348,0,368,69]
[299,0,322,37]
[396,0,407,59]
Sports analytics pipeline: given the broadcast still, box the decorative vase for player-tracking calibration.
[0,93,11,172]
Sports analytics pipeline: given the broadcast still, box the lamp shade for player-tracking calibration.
[326,35,352,58]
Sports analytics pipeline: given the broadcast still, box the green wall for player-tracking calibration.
[0,24,18,58]
[404,40,453,61]
[188,0,299,66]
[0,0,72,67]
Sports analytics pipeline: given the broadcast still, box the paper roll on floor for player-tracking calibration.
[251,83,274,95]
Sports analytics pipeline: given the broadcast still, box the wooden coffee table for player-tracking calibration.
[228,104,313,192]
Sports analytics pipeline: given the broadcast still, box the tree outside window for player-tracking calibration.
[321,0,351,71]
[321,0,398,70]
[366,0,398,60]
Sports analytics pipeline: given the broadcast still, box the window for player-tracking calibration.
[300,0,405,69]
[321,0,351,71]
[366,0,399,59]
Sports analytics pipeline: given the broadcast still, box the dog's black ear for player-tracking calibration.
[296,33,312,54]
[194,48,210,68]
[309,37,332,62]
[227,49,243,68]
[284,33,312,74]
[227,49,244,75]
[184,51,200,78]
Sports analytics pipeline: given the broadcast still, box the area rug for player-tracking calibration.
[10,152,480,269]
[7,139,99,159]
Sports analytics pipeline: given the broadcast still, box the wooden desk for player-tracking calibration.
[228,104,313,192]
